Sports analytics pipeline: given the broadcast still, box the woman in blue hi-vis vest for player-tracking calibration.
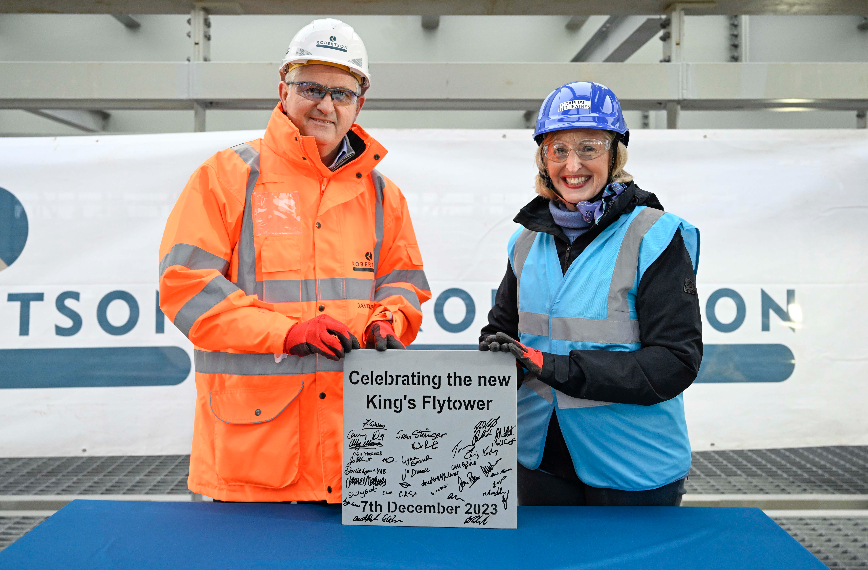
[480,81,702,506]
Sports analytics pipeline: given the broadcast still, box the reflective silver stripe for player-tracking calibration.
[317,355,344,373]
[551,316,640,344]
[555,392,612,409]
[518,311,549,337]
[319,277,376,302]
[375,269,430,292]
[159,243,229,278]
[523,378,553,404]
[607,207,664,318]
[259,278,375,304]
[232,143,261,297]
[512,229,537,292]
[374,286,422,311]
[195,350,344,376]
[371,170,385,279]
[196,350,315,376]
[174,275,239,338]
[261,279,318,304]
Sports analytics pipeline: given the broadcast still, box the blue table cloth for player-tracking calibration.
[0,500,824,569]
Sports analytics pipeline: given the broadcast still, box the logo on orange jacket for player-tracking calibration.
[353,252,374,272]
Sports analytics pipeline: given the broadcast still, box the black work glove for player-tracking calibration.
[284,315,360,361]
[481,332,544,376]
[480,332,548,390]
[479,333,513,353]
[365,321,406,351]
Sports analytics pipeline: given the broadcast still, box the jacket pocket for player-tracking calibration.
[260,236,301,274]
[210,377,304,488]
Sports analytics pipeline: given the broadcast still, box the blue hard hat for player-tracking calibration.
[534,81,629,146]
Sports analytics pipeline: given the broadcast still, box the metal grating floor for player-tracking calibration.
[771,517,868,569]
[687,447,868,495]
[0,516,48,553]
[1,446,867,496]
[0,455,190,495]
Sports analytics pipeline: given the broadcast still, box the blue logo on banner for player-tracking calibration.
[0,187,29,272]
[0,347,191,389]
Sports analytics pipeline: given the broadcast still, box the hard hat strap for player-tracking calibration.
[542,170,579,207]
[607,133,620,185]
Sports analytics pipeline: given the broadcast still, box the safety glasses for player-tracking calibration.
[544,139,611,162]
[286,81,360,107]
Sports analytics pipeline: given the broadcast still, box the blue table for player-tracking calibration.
[0,501,824,569]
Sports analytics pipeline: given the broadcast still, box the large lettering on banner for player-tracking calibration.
[0,129,866,457]
[342,350,517,528]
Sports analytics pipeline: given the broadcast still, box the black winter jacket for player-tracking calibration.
[480,183,703,480]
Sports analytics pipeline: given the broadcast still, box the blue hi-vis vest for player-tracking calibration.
[508,206,700,491]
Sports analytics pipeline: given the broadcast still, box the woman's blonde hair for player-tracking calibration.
[534,130,632,200]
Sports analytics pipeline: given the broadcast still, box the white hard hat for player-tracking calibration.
[280,18,370,94]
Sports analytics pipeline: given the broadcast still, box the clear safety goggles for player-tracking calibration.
[543,139,612,163]
[286,81,360,107]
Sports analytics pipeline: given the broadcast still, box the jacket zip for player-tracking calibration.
[330,147,357,171]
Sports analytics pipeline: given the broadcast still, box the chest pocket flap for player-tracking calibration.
[406,244,423,267]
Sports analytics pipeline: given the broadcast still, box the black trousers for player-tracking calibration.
[517,462,686,507]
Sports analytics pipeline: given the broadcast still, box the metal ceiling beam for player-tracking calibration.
[1,62,866,112]
[565,16,589,31]
[571,16,665,63]
[26,109,110,132]
[604,17,665,62]
[3,0,867,15]
[572,16,626,62]
[111,14,140,28]
[421,15,440,30]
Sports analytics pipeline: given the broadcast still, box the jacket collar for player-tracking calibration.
[514,182,663,241]
[261,103,387,180]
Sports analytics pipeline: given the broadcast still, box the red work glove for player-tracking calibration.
[365,321,405,351]
[284,315,360,361]
[481,332,544,377]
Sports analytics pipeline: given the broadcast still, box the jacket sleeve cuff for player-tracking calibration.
[537,353,586,396]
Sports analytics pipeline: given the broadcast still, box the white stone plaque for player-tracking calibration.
[342,350,517,529]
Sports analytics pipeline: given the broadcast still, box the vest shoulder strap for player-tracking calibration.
[510,228,538,292]
[230,142,262,297]
[371,169,386,278]
[607,207,664,318]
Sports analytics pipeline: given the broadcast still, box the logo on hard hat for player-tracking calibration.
[316,37,348,53]
[558,100,591,113]
[0,187,29,272]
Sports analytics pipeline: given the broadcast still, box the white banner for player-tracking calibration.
[0,128,866,457]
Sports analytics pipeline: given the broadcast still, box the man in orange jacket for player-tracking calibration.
[158,18,431,503]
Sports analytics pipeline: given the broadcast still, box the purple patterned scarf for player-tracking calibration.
[548,182,628,242]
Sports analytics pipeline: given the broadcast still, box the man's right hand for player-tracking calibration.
[284,315,360,361]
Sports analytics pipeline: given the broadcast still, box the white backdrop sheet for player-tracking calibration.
[0,128,866,457]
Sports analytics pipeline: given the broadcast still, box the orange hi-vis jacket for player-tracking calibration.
[159,104,431,502]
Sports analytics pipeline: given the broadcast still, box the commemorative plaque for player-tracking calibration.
[342,350,517,529]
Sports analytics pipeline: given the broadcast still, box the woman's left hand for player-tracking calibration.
[482,332,545,377]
